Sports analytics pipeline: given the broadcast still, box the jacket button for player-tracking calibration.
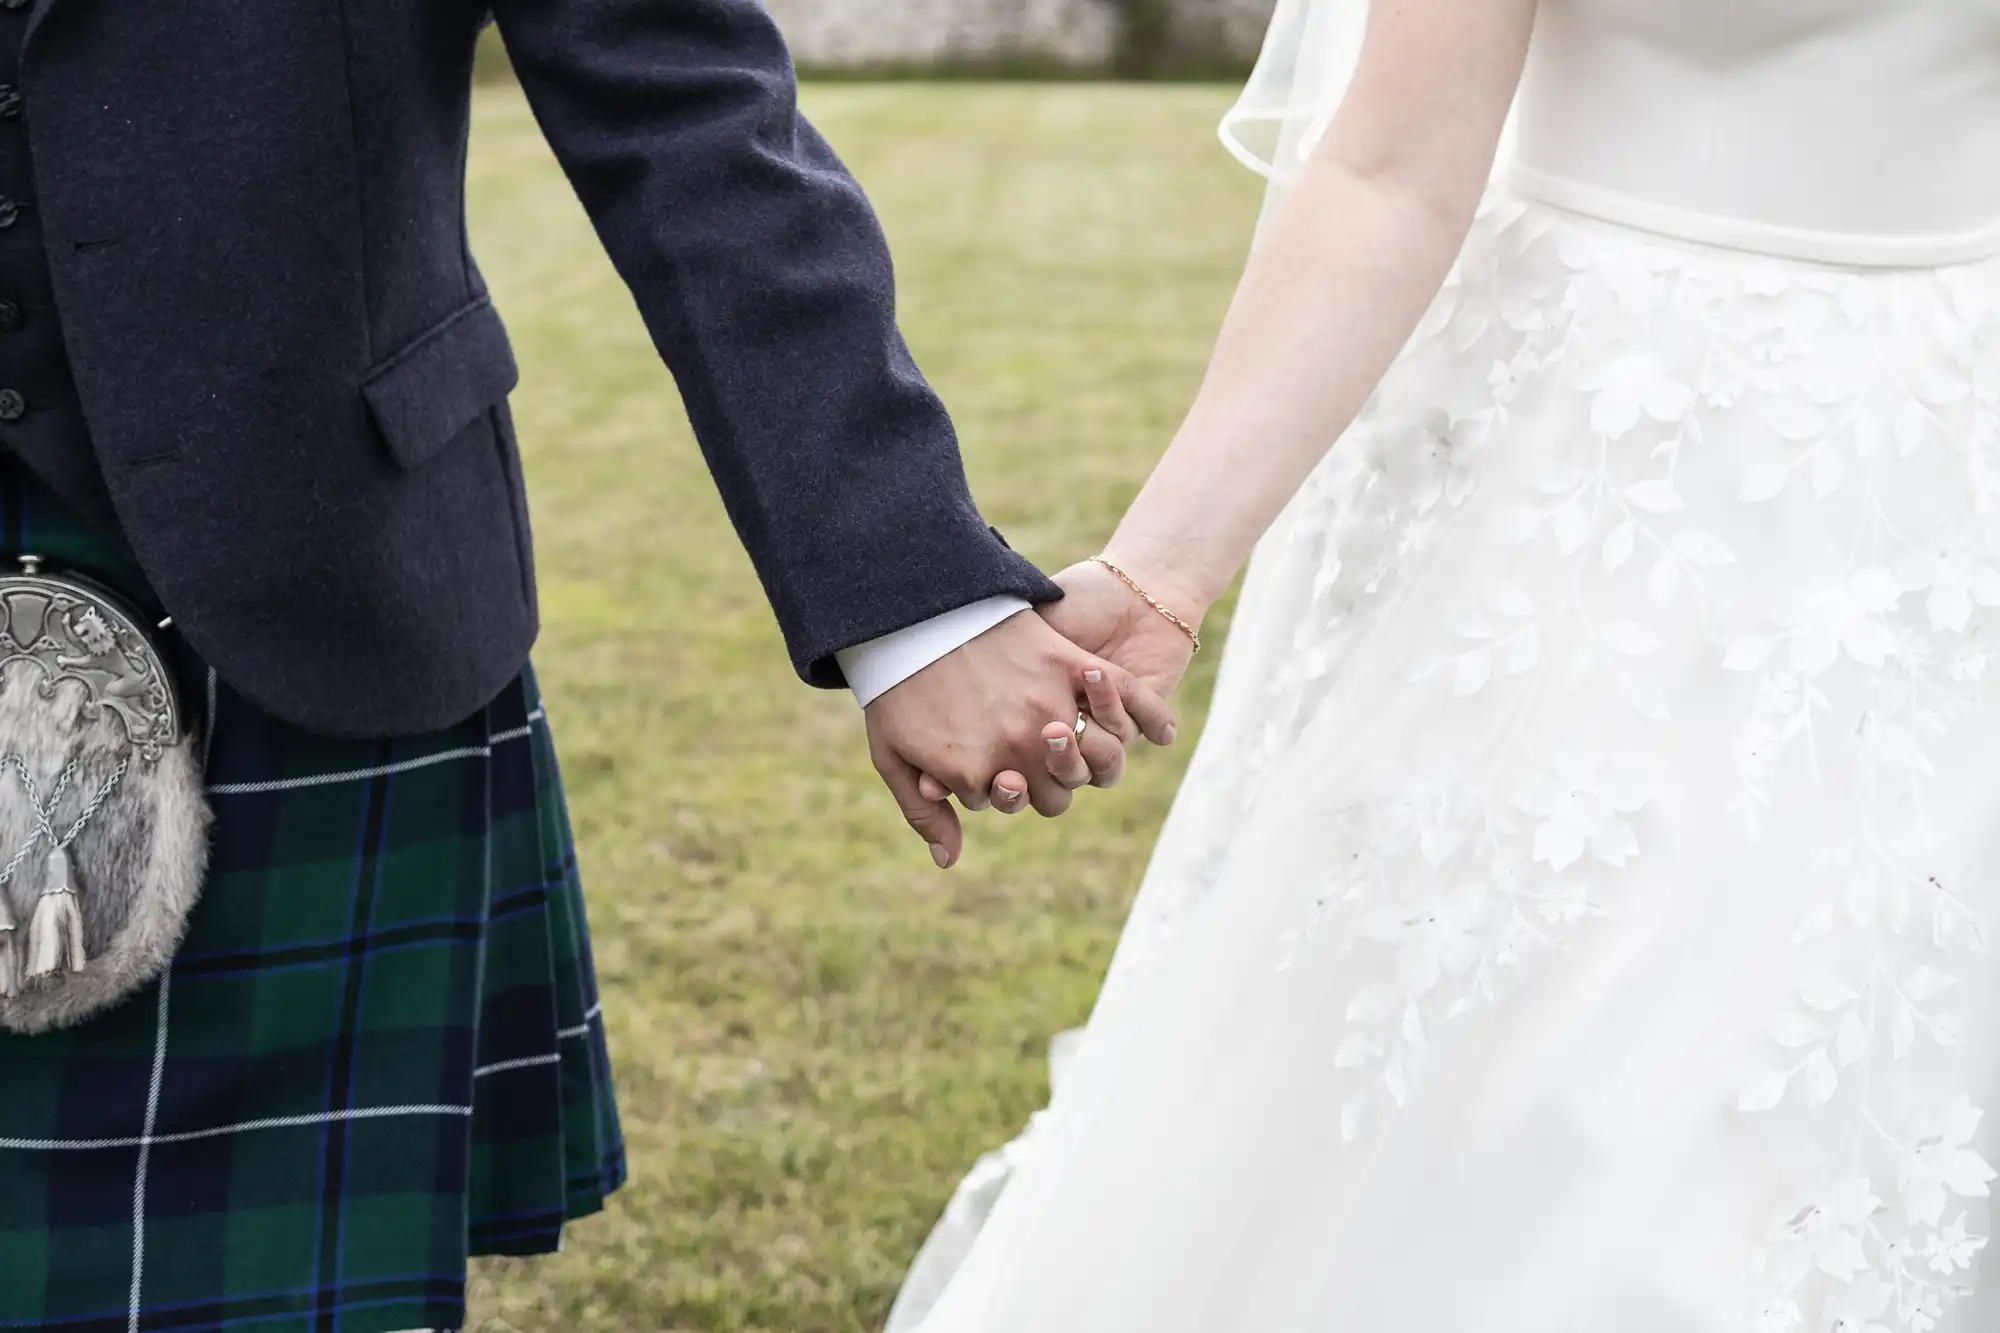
[0,300,23,331]
[0,390,26,422]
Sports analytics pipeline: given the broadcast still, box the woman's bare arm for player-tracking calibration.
[1101,0,1539,621]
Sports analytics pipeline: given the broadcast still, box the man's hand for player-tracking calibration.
[866,610,1175,869]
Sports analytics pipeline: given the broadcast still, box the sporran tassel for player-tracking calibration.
[26,845,86,981]
[0,896,17,999]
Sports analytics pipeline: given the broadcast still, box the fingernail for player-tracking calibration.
[1047,735,1069,753]
[1163,724,1178,744]
[929,843,950,869]
[996,785,1023,801]
[1084,669,1104,684]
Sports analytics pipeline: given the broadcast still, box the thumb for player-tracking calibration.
[1106,661,1179,747]
[883,754,964,869]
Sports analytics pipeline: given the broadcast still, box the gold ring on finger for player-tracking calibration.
[1074,710,1089,746]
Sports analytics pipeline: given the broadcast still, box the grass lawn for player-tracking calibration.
[463,81,1260,1332]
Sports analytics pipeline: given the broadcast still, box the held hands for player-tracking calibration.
[865,609,1176,869]
[1037,557,1206,702]
[864,560,1209,869]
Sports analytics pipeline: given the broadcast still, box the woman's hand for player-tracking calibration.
[1037,559,1205,704]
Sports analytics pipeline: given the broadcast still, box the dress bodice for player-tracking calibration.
[1498,0,2000,265]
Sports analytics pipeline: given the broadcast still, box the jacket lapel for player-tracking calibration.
[20,0,62,77]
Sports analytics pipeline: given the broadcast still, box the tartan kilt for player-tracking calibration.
[0,456,626,1333]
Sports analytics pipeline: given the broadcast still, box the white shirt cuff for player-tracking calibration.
[835,596,1033,708]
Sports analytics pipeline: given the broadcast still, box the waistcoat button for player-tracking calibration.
[0,301,22,330]
[0,390,27,422]
[0,1,26,13]
[0,87,22,119]
[0,199,20,229]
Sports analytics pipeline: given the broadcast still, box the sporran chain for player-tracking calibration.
[0,751,130,886]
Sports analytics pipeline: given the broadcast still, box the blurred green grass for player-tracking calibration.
[464,81,1258,1332]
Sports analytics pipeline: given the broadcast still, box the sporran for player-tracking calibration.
[0,554,208,1033]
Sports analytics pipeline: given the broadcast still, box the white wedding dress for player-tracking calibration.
[891,4,2000,1330]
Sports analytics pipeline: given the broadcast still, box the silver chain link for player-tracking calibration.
[0,750,129,888]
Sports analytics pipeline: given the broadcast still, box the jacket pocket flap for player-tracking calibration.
[361,295,520,468]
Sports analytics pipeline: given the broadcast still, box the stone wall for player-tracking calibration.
[475,0,1280,78]
[760,0,1278,71]
[761,0,1119,69]
[1162,0,1278,62]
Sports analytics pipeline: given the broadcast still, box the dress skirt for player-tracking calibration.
[895,191,2000,1333]
[0,455,625,1333]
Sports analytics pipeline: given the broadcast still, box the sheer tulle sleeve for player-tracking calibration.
[1218,0,1369,191]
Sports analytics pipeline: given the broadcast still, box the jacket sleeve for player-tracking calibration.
[486,0,1062,686]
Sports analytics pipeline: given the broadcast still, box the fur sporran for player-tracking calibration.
[0,556,208,1034]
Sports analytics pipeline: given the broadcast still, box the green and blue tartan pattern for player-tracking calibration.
[0,457,626,1332]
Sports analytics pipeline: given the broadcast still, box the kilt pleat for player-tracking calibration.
[0,456,626,1333]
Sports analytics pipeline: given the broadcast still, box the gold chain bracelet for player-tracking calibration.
[1090,556,1202,654]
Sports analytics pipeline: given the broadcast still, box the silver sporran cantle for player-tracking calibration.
[0,554,209,1033]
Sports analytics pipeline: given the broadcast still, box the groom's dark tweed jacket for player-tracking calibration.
[16,0,1057,736]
